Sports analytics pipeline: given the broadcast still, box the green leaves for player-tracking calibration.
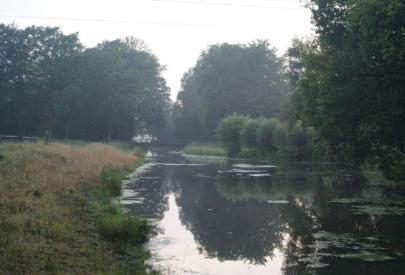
[174,41,288,140]
[0,25,170,141]
[289,0,405,178]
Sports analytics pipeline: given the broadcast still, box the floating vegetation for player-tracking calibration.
[329,196,405,216]
[218,169,266,174]
[294,230,401,267]
[155,162,208,166]
[248,173,272,177]
[121,198,145,205]
[351,205,405,216]
[232,163,277,169]
[329,197,365,204]
[266,200,289,204]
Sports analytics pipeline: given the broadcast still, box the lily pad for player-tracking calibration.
[232,164,277,169]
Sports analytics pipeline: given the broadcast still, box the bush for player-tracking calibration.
[287,123,311,160]
[216,116,329,162]
[96,165,149,246]
[216,115,247,157]
[379,150,405,181]
[273,122,288,151]
[241,118,261,148]
[257,118,279,154]
[96,203,148,245]
[273,122,288,160]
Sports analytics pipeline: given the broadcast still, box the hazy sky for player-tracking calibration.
[1,0,313,100]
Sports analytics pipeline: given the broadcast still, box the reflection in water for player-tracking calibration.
[148,193,283,274]
[123,148,405,275]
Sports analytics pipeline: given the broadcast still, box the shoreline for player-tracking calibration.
[0,142,154,274]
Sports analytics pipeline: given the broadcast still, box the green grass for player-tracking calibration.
[95,202,148,245]
[95,166,149,246]
[183,143,226,157]
[0,142,152,274]
[100,166,129,197]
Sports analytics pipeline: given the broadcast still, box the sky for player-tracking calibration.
[1,0,314,100]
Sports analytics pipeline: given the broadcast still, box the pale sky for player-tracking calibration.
[1,0,314,100]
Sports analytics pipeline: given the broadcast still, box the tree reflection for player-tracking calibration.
[128,153,405,273]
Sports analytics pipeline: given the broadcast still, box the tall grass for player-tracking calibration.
[95,166,149,247]
[0,142,149,274]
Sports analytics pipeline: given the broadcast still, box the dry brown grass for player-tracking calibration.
[0,142,142,274]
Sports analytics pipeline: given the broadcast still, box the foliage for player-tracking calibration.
[257,118,279,154]
[216,115,247,157]
[0,24,82,139]
[100,167,127,197]
[173,41,288,139]
[94,193,148,245]
[241,118,261,148]
[0,24,170,141]
[216,115,323,161]
[288,0,405,178]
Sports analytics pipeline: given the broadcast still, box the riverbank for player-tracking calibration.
[183,143,226,157]
[0,142,152,274]
[183,142,326,163]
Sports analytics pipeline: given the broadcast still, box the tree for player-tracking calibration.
[289,0,405,178]
[174,41,288,140]
[0,24,170,142]
[0,24,82,139]
[60,38,170,141]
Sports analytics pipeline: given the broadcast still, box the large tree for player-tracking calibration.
[0,24,82,138]
[59,38,170,141]
[0,24,170,141]
[289,0,405,178]
[174,41,288,139]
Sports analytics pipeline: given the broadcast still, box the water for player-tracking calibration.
[122,147,405,274]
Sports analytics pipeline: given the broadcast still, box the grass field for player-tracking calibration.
[0,142,152,274]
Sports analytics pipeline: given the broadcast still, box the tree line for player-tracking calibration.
[1,0,404,179]
[0,24,170,141]
[172,0,405,180]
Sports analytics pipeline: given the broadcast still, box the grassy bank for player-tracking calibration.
[183,142,316,163]
[183,143,226,157]
[0,142,151,274]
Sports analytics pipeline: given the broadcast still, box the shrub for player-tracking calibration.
[216,115,247,157]
[379,150,405,181]
[241,118,261,148]
[273,122,288,151]
[96,202,148,245]
[287,123,311,160]
[257,118,279,154]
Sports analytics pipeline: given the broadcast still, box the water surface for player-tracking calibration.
[122,147,405,274]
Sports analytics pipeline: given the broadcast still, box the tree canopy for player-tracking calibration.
[173,41,288,140]
[0,24,170,141]
[288,0,405,178]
